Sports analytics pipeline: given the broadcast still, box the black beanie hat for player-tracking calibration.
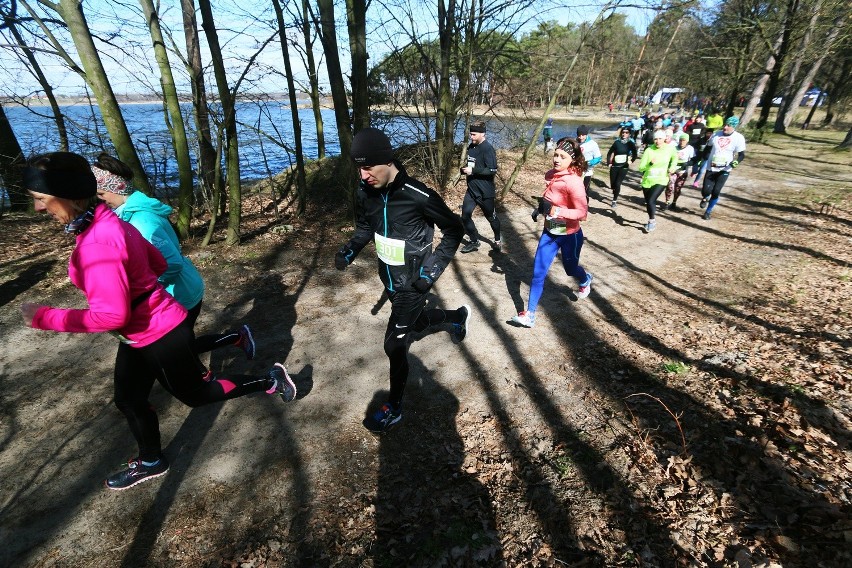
[24,152,97,200]
[470,123,486,133]
[576,125,589,136]
[351,127,394,166]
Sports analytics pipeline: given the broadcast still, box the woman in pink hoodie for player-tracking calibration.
[20,152,296,491]
[511,137,594,328]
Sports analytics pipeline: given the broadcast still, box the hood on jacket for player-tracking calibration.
[120,191,173,218]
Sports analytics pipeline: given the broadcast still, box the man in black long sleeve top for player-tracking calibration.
[335,127,471,433]
[606,126,638,208]
[459,121,502,253]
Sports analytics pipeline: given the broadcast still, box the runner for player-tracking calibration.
[631,113,645,140]
[576,125,602,202]
[20,152,296,491]
[699,116,746,220]
[705,109,724,131]
[543,117,555,152]
[667,133,696,211]
[511,137,592,328]
[459,121,502,253]
[605,126,638,209]
[335,127,469,433]
[637,130,678,233]
[91,153,255,357]
[686,115,708,176]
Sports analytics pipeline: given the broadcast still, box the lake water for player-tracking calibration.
[4,101,612,196]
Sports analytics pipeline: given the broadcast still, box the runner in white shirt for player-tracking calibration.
[699,116,746,220]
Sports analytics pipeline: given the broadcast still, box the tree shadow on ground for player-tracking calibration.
[118,231,323,566]
[660,208,849,267]
[0,260,55,308]
[586,239,851,450]
[721,192,852,230]
[369,357,503,566]
[462,211,847,563]
[451,218,675,563]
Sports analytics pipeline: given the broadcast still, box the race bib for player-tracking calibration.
[711,156,728,167]
[374,233,405,265]
[545,218,568,235]
[110,331,137,345]
[649,166,667,179]
[614,154,628,164]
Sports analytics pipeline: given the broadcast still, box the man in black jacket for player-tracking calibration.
[459,121,501,253]
[335,127,471,433]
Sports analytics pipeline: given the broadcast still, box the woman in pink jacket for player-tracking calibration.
[511,138,593,328]
[20,152,296,491]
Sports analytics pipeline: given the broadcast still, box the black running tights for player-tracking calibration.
[113,317,270,461]
[461,193,501,243]
[383,290,464,408]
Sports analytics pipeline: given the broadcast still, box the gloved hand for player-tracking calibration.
[537,197,553,216]
[531,208,540,222]
[731,160,739,169]
[412,275,433,293]
[335,246,354,270]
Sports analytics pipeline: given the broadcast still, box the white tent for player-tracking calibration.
[651,88,684,104]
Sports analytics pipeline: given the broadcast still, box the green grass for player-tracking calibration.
[552,453,574,477]
[661,361,690,375]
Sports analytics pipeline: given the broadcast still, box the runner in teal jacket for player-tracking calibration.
[92,153,255,358]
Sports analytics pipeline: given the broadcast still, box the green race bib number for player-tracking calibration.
[375,233,406,266]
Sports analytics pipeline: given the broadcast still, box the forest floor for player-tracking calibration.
[0,127,850,568]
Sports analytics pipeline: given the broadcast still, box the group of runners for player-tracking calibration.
[604,109,746,230]
[18,109,742,491]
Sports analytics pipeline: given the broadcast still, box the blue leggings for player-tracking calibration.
[527,230,589,313]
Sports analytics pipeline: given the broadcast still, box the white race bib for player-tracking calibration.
[614,154,628,164]
[649,166,667,179]
[374,233,405,266]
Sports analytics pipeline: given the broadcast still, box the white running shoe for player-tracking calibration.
[511,311,536,328]
[576,273,593,299]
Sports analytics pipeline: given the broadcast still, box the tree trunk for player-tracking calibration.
[503,2,616,198]
[5,17,69,151]
[198,0,241,245]
[757,0,801,129]
[140,0,194,239]
[647,18,682,98]
[773,0,823,133]
[315,0,353,181]
[435,0,458,189]
[839,127,852,148]
[740,31,785,126]
[626,28,650,102]
[345,0,369,132]
[272,0,308,214]
[55,0,151,194]
[302,0,325,159]
[0,102,27,213]
[180,0,220,228]
[778,10,846,132]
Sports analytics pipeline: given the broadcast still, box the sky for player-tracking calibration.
[0,0,658,99]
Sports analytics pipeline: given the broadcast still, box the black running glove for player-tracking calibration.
[531,208,540,222]
[537,197,554,216]
[335,246,354,270]
[412,275,433,293]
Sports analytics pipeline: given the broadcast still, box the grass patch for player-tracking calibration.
[661,361,690,375]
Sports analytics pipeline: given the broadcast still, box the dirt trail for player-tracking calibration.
[0,132,849,567]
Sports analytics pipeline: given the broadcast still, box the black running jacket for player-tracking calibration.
[343,162,464,293]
